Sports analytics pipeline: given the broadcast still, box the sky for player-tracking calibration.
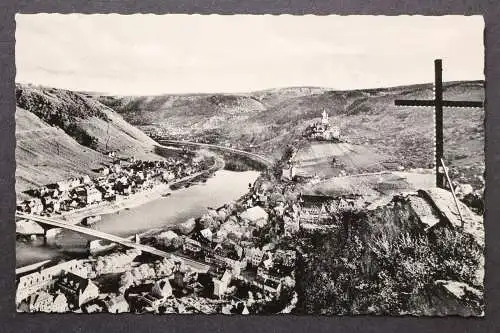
[15,14,484,95]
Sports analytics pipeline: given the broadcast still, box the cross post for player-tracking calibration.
[435,59,444,188]
[395,59,483,189]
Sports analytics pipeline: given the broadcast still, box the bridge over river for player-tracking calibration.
[16,212,210,273]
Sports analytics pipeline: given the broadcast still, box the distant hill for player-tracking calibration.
[99,81,485,188]
[15,84,163,195]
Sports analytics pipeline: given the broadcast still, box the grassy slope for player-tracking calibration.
[16,84,164,195]
[16,106,111,193]
[101,81,484,187]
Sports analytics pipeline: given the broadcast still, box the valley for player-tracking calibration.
[15,81,485,316]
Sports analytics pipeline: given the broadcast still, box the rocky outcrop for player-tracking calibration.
[418,188,484,247]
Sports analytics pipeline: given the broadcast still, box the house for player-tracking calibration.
[69,178,82,189]
[26,198,44,214]
[19,291,67,313]
[74,186,103,205]
[151,278,173,299]
[299,195,333,223]
[213,229,228,243]
[182,238,202,255]
[102,295,129,313]
[56,180,72,192]
[263,278,282,295]
[111,164,122,173]
[281,163,296,181]
[211,242,245,276]
[86,186,103,204]
[81,175,92,185]
[101,186,116,201]
[51,293,69,313]
[39,186,50,197]
[246,248,264,267]
[16,259,88,304]
[240,206,269,228]
[274,249,297,268]
[69,200,80,209]
[114,176,132,195]
[22,291,53,312]
[122,185,132,196]
[44,198,61,213]
[56,272,99,309]
[283,215,300,237]
[16,201,28,213]
[261,252,274,270]
[200,228,213,242]
[162,171,176,182]
[84,303,104,314]
[51,188,61,199]
[212,270,232,298]
[99,167,110,176]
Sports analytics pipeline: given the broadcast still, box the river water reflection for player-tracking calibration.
[16,169,260,268]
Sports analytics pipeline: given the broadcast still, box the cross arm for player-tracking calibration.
[395,99,435,107]
[395,99,483,108]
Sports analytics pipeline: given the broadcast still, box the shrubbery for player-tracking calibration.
[296,201,484,315]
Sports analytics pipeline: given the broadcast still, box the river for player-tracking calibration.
[16,169,260,268]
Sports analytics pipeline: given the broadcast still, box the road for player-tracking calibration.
[156,139,274,168]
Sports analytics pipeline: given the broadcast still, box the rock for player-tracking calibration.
[418,188,484,247]
[456,184,474,197]
[408,195,441,230]
[434,280,483,301]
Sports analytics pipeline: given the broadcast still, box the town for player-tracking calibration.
[15,110,363,314]
[15,163,369,314]
[16,150,212,219]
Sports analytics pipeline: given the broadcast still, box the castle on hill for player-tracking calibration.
[304,109,341,142]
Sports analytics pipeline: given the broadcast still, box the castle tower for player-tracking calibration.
[321,109,329,125]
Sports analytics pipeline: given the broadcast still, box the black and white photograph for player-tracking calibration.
[14,14,485,316]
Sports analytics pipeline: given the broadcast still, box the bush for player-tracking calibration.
[297,201,484,315]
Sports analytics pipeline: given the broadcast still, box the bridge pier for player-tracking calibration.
[43,228,48,245]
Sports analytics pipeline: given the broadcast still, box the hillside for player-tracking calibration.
[100,81,485,189]
[15,84,164,195]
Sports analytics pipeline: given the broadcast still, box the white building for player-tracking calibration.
[151,278,173,300]
[240,206,269,228]
[213,270,232,298]
[16,259,88,304]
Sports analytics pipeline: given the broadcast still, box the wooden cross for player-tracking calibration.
[394,59,484,188]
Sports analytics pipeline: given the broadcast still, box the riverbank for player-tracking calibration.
[56,156,225,224]
[17,168,259,268]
